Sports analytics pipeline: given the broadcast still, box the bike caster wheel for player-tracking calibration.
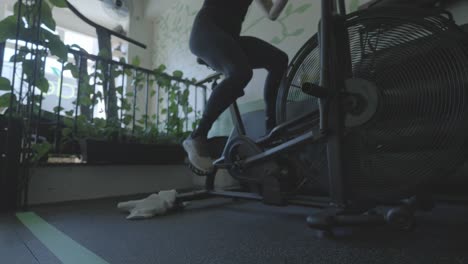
[386,206,416,231]
[306,215,336,238]
[315,228,335,238]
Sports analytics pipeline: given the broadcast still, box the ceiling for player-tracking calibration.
[66,0,129,31]
[4,0,129,32]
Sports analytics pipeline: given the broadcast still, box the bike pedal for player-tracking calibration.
[187,162,212,176]
[301,82,330,98]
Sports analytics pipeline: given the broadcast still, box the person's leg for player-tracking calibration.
[185,14,252,171]
[239,36,289,132]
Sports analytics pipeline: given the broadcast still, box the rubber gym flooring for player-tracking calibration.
[1,197,468,264]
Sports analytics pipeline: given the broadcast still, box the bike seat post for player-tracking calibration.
[230,102,247,136]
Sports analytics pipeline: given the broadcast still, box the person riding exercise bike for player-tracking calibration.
[183,0,290,173]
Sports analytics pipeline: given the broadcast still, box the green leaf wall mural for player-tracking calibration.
[153,0,365,78]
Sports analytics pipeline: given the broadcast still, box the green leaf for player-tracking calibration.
[285,4,293,15]
[62,127,72,137]
[126,92,134,97]
[132,56,141,67]
[271,36,281,44]
[150,90,157,97]
[64,63,79,78]
[125,68,133,76]
[9,46,30,63]
[13,2,27,16]
[116,86,124,94]
[36,77,50,93]
[0,77,11,91]
[0,93,16,108]
[49,0,68,8]
[172,70,183,79]
[294,4,311,14]
[22,59,40,81]
[349,0,360,12]
[290,28,304,37]
[0,16,19,43]
[80,96,92,106]
[155,64,167,73]
[53,106,64,113]
[98,49,110,58]
[65,110,74,117]
[45,31,68,61]
[123,115,132,126]
[40,2,56,31]
[31,142,52,163]
[63,117,73,127]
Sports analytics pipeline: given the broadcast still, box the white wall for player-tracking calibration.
[28,165,195,205]
[128,0,154,69]
[448,0,468,26]
[148,0,366,136]
[0,1,7,20]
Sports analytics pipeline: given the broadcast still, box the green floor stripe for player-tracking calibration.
[16,212,109,264]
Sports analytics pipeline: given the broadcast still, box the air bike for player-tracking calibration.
[176,0,468,234]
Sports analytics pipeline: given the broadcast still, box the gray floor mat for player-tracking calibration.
[27,198,468,264]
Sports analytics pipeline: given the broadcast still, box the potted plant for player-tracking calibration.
[61,65,200,165]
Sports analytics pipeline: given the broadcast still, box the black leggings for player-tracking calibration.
[189,10,289,138]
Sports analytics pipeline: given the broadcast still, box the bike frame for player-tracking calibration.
[320,0,349,206]
[221,0,351,206]
[181,0,352,210]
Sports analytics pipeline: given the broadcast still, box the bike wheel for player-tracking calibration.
[276,35,329,195]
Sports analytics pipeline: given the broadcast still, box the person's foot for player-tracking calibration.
[183,135,213,173]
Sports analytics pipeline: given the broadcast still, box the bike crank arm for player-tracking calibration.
[241,130,324,169]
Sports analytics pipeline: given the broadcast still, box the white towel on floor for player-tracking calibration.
[117,190,178,220]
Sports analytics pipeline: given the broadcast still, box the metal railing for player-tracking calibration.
[0,0,221,210]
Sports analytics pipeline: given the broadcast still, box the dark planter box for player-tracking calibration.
[0,116,22,212]
[80,139,186,165]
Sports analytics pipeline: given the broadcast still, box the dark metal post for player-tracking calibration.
[156,85,160,130]
[120,65,125,123]
[132,70,137,135]
[320,0,346,206]
[9,0,23,115]
[166,82,170,134]
[203,85,207,109]
[74,57,84,134]
[0,42,5,76]
[91,60,99,121]
[185,84,189,132]
[176,82,180,134]
[17,74,25,114]
[55,61,65,152]
[145,73,149,130]
[35,49,48,144]
[194,86,198,122]
[337,0,346,15]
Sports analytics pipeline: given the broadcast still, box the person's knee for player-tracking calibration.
[277,51,289,72]
[227,68,253,92]
[268,51,288,74]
